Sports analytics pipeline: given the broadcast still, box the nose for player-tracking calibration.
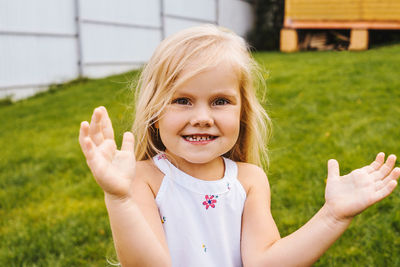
[190,105,214,127]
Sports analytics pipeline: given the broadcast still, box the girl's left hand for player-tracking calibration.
[324,153,400,222]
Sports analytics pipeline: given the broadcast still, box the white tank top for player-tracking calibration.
[153,154,246,267]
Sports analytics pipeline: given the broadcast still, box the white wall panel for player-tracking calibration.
[219,0,254,37]
[80,0,161,27]
[0,0,75,34]
[83,64,143,78]
[0,0,255,100]
[164,0,216,22]
[81,24,161,64]
[0,86,49,100]
[0,35,78,87]
[164,17,204,38]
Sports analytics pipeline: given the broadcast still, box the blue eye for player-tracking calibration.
[213,98,230,106]
[172,98,190,105]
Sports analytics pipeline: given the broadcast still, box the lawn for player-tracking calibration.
[1,44,400,266]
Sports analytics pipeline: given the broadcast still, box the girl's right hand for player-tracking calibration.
[79,106,136,199]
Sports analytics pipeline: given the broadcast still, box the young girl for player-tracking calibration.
[79,25,400,266]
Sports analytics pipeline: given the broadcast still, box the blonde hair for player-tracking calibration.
[132,24,271,167]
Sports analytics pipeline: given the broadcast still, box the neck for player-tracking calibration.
[165,152,225,181]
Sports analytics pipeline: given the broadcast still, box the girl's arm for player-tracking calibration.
[79,107,171,267]
[240,153,400,267]
[104,187,170,267]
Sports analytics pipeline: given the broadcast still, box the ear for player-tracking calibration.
[154,121,159,129]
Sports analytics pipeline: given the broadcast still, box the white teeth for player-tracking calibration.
[184,135,213,141]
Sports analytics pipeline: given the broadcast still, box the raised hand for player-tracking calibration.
[324,153,400,221]
[79,106,136,199]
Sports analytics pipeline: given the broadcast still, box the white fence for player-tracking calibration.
[0,0,254,100]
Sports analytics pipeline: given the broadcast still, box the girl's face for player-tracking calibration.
[157,62,241,169]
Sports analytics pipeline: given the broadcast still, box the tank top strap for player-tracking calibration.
[152,153,172,177]
[222,157,238,182]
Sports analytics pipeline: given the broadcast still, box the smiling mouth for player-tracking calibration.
[182,135,218,142]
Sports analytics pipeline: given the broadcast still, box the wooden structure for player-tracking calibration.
[280,0,400,52]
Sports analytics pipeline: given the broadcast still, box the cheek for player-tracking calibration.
[158,111,185,138]
[231,118,241,139]
[217,110,241,138]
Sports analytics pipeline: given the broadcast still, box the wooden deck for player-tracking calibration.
[281,0,400,52]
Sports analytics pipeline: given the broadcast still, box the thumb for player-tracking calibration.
[327,159,340,179]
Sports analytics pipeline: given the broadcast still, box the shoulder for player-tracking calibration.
[236,162,270,196]
[136,159,162,177]
[134,159,165,198]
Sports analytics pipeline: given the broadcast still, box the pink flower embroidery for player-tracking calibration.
[203,195,217,209]
[157,154,167,160]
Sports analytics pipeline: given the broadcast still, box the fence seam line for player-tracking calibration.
[74,0,83,77]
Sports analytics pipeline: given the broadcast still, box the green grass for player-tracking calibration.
[1,44,400,266]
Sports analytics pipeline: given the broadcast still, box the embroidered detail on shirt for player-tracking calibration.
[227,182,231,190]
[202,244,207,252]
[203,195,217,209]
[161,216,166,224]
[157,154,167,160]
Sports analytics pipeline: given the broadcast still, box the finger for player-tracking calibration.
[83,138,109,179]
[327,159,340,179]
[373,154,397,181]
[376,167,400,191]
[373,180,398,204]
[121,132,135,154]
[100,106,115,140]
[81,136,96,161]
[361,152,385,174]
[79,120,89,138]
[89,107,105,146]
[79,121,90,150]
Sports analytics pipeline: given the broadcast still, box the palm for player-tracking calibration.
[79,107,136,198]
[91,140,135,196]
[324,153,399,221]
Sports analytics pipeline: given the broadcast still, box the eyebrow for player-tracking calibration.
[212,91,240,100]
[173,88,240,98]
[213,88,240,97]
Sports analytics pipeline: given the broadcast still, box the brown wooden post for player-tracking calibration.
[280,28,298,52]
[349,29,369,51]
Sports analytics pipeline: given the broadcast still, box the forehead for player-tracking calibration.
[173,62,241,96]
